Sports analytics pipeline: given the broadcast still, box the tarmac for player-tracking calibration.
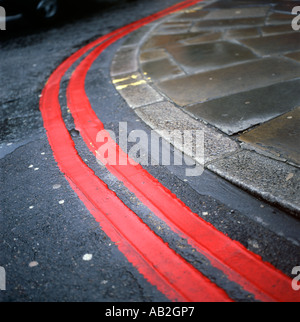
[110,0,300,217]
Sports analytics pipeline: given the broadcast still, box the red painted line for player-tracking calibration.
[40,0,233,302]
[66,3,300,303]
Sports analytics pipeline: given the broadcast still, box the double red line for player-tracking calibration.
[40,0,299,302]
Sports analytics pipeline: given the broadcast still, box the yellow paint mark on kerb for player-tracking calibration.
[112,74,139,84]
[116,80,147,90]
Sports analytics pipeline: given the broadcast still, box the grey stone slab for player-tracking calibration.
[191,17,265,31]
[240,33,300,55]
[266,12,296,25]
[110,46,139,76]
[184,79,300,135]
[261,24,296,35]
[203,7,269,20]
[203,0,274,9]
[140,49,169,63]
[141,33,201,50]
[224,27,260,39]
[141,58,184,82]
[165,41,258,74]
[154,21,192,34]
[267,12,296,24]
[170,9,209,21]
[285,51,300,62]
[135,101,239,164]
[240,107,300,166]
[207,150,300,216]
[275,1,300,13]
[181,32,222,44]
[156,58,300,106]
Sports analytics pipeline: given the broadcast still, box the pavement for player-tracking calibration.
[111,0,300,217]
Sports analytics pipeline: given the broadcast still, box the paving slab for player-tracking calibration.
[154,21,192,34]
[164,41,258,74]
[191,17,266,30]
[180,31,222,44]
[141,57,185,82]
[185,79,300,135]
[285,51,300,62]
[156,58,300,106]
[261,24,296,35]
[240,32,300,56]
[170,9,209,21]
[203,0,274,9]
[141,32,201,50]
[274,1,299,13]
[240,107,300,165]
[140,48,169,62]
[266,12,296,25]
[224,27,260,39]
[203,6,269,20]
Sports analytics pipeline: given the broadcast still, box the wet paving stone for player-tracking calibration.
[156,57,300,106]
[141,58,184,82]
[184,79,300,135]
[191,17,265,31]
[224,27,260,39]
[203,0,274,10]
[140,49,169,63]
[141,33,201,50]
[274,1,300,13]
[240,107,300,165]
[155,21,192,34]
[181,32,222,44]
[170,9,208,21]
[285,51,300,62]
[240,32,300,55]
[165,41,258,74]
[261,24,296,35]
[203,7,269,20]
[266,12,296,25]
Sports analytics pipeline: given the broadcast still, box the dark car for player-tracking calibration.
[0,0,61,22]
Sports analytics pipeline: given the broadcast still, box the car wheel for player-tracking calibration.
[36,0,59,19]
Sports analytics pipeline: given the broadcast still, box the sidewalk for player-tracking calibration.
[110,0,300,217]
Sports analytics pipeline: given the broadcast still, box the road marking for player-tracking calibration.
[40,0,233,302]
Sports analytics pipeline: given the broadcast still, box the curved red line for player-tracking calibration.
[40,0,233,302]
[66,4,300,303]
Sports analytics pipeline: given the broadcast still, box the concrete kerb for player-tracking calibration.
[110,7,300,218]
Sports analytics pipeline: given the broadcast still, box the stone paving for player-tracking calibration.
[111,0,300,216]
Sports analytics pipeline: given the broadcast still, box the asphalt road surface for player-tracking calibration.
[1,0,300,303]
